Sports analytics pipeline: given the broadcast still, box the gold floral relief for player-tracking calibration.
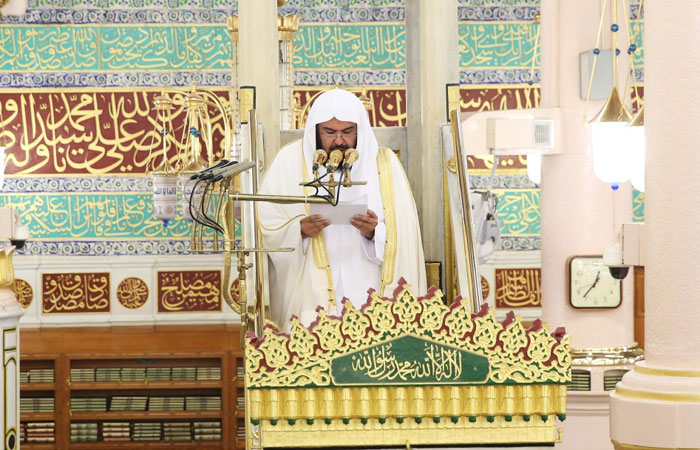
[313,310,345,351]
[419,293,449,332]
[288,320,318,360]
[444,297,474,338]
[339,301,372,343]
[392,288,422,329]
[362,292,396,333]
[258,327,292,369]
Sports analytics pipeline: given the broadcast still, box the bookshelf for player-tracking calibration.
[20,325,245,449]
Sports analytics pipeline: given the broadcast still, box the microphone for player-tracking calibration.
[210,161,256,182]
[326,149,344,172]
[312,149,328,172]
[342,148,358,170]
[190,159,230,180]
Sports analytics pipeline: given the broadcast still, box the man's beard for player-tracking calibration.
[330,144,349,153]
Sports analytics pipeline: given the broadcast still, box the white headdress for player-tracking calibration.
[302,89,383,213]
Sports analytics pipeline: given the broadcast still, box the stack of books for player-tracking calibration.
[19,371,29,383]
[236,365,245,380]
[110,396,148,412]
[102,422,130,442]
[19,422,25,443]
[132,422,161,442]
[171,367,197,381]
[196,366,222,381]
[20,397,54,413]
[70,397,107,412]
[146,367,171,381]
[163,422,192,441]
[70,422,98,443]
[25,422,55,444]
[186,396,222,411]
[70,368,96,382]
[194,421,221,441]
[148,396,185,411]
[121,367,147,382]
[28,369,54,383]
[95,368,121,382]
[236,394,245,411]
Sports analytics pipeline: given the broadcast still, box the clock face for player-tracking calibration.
[568,256,622,309]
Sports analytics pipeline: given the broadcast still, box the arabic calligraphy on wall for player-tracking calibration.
[459,22,539,68]
[0,25,233,71]
[0,193,203,239]
[0,21,636,76]
[494,268,541,308]
[116,277,149,309]
[495,189,540,236]
[633,190,644,223]
[42,272,110,313]
[11,278,33,308]
[0,89,230,176]
[292,22,539,70]
[157,270,221,312]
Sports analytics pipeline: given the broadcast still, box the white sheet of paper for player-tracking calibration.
[310,198,368,226]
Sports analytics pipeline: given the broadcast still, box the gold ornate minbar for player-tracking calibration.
[246,281,570,448]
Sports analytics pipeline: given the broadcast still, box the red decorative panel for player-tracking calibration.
[157,270,221,312]
[294,86,538,170]
[42,272,110,313]
[0,89,229,176]
[494,268,541,308]
[460,86,539,112]
[294,88,407,128]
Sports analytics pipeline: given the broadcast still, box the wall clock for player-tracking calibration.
[568,255,622,309]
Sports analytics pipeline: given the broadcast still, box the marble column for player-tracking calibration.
[0,247,22,450]
[539,1,637,449]
[405,0,459,271]
[610,1,700,448]
[238,0,281,166]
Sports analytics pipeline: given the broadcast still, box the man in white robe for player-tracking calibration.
[257,89,426,329]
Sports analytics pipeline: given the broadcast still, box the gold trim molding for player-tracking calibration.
[635,365,700,378]
[612,439,700,450]
[614,385,700,403]
[571,343,644,366]
[260,416,560,448]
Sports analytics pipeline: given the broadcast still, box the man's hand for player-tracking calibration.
[300,214,330,239]
[351,209,378,240]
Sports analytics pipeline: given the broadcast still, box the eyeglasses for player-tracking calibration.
[319,131,357,140]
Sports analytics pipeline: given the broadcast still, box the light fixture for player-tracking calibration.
[149,93,178,227]
[585,0,638,189]
[590,87,632,187]
[147,85,234,226]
